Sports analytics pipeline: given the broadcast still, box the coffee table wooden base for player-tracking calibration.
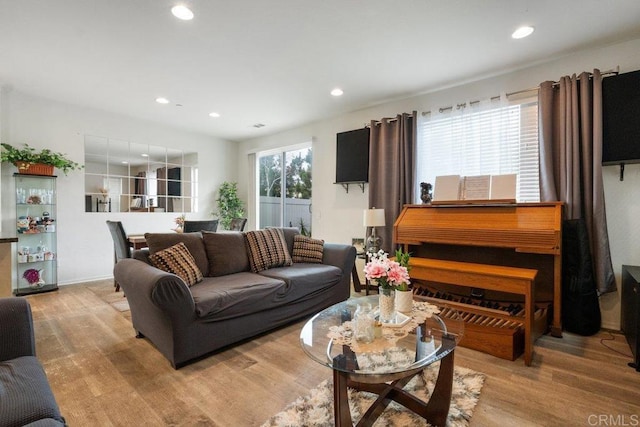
[333,350,455,427]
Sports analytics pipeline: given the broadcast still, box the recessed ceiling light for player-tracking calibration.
[171,5,194,20]
[512,26,534,39]
[209,112,221,118]
[156,97,170,104]
[121,161,129,164]
[331,88,344,97]
[141,154,149,157]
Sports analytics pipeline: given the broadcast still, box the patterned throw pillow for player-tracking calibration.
[292,234,324,263]
[244,228,293,273]
[149,242,203,286]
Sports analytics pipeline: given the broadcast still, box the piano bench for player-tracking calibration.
[409,257,538,366]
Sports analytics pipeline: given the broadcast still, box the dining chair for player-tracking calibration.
[106,220,131,292]
[183,219,218,233]
[229,218,247,231]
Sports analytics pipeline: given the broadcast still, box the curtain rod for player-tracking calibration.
[421,67,620,116]
[368,113,415,127]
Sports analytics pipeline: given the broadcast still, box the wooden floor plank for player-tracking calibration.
[22,280,640,426]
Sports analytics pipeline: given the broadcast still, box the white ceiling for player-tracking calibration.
[2,0,640,142]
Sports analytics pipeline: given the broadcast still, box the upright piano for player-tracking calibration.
[394,202,563,362]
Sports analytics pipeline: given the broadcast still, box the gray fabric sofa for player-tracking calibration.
[114,227,356,368]
[0,298,66,427]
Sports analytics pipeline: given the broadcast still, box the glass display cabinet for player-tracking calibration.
[14,174,58,296]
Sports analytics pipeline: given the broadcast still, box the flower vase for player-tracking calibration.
[395,289,413,314]
[379,287,395,323]
[36,270,45,288]
[354,303,375,343]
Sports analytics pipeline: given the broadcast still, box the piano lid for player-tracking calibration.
[394,202,562,254]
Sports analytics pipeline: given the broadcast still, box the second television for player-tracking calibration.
[335,127,370,183]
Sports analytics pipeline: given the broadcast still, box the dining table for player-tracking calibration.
[127,235,147,250]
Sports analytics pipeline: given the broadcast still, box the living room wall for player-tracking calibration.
[236,37,640,331]
[0,90,236,284]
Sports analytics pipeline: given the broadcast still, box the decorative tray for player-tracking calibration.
[381,311,411,328]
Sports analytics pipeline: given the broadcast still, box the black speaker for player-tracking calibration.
[602,69,640,165]
[561,219,601,336]
[622,265,640,372]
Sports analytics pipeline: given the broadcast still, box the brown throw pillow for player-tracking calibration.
[244,228,293,273]
[202,231,250,277]
[149,242,203,286]
[144,232,209,276]
[292,234,324,263]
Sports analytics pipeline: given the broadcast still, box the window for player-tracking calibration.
[256,145,312,234]
[415,95,539,203]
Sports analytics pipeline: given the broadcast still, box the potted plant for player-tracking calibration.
[0,143,83,175]
[364,250,411,322]
[393,249,413,313]
[213,181,245,230]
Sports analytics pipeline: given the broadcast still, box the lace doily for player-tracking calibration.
[327,301,440,354]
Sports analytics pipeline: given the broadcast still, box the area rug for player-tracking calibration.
[262,365,484,427]
[84,280,130,313]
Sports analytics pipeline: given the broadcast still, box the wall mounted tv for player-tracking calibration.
[602,69,640,166]
[335,127,370,183]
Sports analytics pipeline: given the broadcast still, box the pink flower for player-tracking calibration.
[363,262,387,280]
[387,262,411,285]
[363,250,411,289]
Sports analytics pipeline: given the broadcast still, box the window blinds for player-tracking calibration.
[416,97,540,203]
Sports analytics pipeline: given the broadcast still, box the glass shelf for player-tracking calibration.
[14,174,58,296]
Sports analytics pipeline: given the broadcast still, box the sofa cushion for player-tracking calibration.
[277,227,300,256]
[292,234,324,263]
[0,356,65,427]
[244,228,292,273]
[145,232,209,276]
[202,231,250,277]
[189,273,287,320]
[259,263,342,293]
[149,242,203,286]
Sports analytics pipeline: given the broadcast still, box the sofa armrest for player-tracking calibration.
[0,298,36,361]
[323,243,356,275]
[114,259,196,318]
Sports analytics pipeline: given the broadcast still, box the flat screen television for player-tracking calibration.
[602,70,640,165]
[336,127,370,183]
[167,167,181,196]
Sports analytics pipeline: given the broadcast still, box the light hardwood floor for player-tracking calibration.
[24,280,640,426]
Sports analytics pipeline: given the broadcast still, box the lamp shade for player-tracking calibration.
[363,208,385,227]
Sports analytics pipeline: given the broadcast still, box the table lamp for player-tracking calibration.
[363,208,385,253]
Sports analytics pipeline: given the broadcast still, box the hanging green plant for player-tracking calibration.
[213,181,245,230]
[1,143,83,175]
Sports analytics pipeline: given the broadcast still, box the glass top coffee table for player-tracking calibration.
[300,295,464,427]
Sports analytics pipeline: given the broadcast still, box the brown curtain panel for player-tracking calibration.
[539,69,616,294]
[135,171,146,195]
[135,171,147,208]
[368,111,416,253]
[157,167,167,211]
